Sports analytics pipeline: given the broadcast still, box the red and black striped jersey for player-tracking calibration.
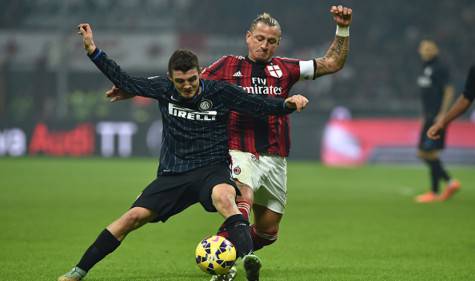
[201,55,315,157]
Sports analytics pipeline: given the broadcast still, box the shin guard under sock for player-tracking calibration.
[221,214,253,258]
[77,229,121,272]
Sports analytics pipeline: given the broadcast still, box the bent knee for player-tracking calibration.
[120,208,152,229]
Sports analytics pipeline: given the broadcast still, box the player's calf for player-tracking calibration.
[251,225,278,251]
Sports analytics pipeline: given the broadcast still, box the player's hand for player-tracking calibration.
[106,85,135,102]
[330,5,352,27]
[427,121,444,140]
[285,94,308,112]
[77,23,96,55]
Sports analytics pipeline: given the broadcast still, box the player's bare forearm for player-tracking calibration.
[314,5,352,77]
[315,36,349,77]
[444,95,472,125]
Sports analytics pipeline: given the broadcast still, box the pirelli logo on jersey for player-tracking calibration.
[168,103,217,121]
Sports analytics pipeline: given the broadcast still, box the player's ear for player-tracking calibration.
[246,31,252,41]
[167,72,172,81]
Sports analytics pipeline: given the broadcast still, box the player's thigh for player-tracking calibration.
[132,175,197,223]
[253,204,283,232]
[253,155,287,214]
[229,150,262,191]
[196,163,239,212]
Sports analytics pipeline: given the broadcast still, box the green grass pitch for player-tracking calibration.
[0,158,474,281]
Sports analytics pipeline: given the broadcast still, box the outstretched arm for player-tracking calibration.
[314,5,352,77]
[77,23,166,100]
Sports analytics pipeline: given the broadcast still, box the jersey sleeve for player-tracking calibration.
[277,57,315,83]
[218,81,294,116]
[88,49,170,100]
[463,65,475,102]
[201,56,229,80]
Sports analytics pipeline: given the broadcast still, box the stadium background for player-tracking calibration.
[1,0,475,163]
[1,1,475,281]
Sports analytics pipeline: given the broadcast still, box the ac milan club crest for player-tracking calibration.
[233,166,241,175]
[266,64,283,78]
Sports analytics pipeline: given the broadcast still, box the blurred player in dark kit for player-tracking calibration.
[415,40,460,203]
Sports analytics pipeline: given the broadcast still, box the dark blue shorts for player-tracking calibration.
[418,120,446,151]
[132,163,238,223]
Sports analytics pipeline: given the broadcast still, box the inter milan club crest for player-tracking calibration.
[267,64,283,78]
[198,99,212,111]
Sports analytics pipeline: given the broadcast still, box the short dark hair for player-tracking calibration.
[168,49,200,76]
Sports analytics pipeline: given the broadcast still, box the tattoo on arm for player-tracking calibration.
[315,36,349,77]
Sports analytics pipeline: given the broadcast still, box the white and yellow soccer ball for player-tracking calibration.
[195,235,237,275]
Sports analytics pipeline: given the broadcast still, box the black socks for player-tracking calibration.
[425,159,451,193]
[77,229,121,272]
[221,214,253,258]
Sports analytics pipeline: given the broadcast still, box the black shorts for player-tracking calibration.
[132,163,238,223]
[418,120,446,151]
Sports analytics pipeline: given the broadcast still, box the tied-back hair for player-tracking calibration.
[249,12,281,33]
[168,49,200,75]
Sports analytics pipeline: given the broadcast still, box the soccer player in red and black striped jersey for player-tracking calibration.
[201,6,351,281]
[106,5,352,281]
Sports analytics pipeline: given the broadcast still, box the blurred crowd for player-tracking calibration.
[1,0,474,123]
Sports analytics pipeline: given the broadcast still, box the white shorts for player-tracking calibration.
[229,150,287,214]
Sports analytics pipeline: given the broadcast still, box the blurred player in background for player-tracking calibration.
[428,64,475,139]
[415,40,460,203]
[58,23,308,281]
[107,5,352,281]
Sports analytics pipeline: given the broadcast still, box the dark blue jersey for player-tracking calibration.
[417,57,451,120]
[88,49,293,175]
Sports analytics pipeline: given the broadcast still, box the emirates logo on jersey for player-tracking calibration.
[266,64,283,78]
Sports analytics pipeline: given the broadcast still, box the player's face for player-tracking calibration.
[170,68,200,99]
[418,41,438,62]
[246,22,281,63]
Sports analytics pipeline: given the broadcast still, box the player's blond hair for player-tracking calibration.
[249,12,281,33]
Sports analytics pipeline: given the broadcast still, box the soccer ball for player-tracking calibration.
[195,235,237,275]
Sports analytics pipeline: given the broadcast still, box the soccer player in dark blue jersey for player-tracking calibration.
[57,24,308,281]
[415,40,460,203]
